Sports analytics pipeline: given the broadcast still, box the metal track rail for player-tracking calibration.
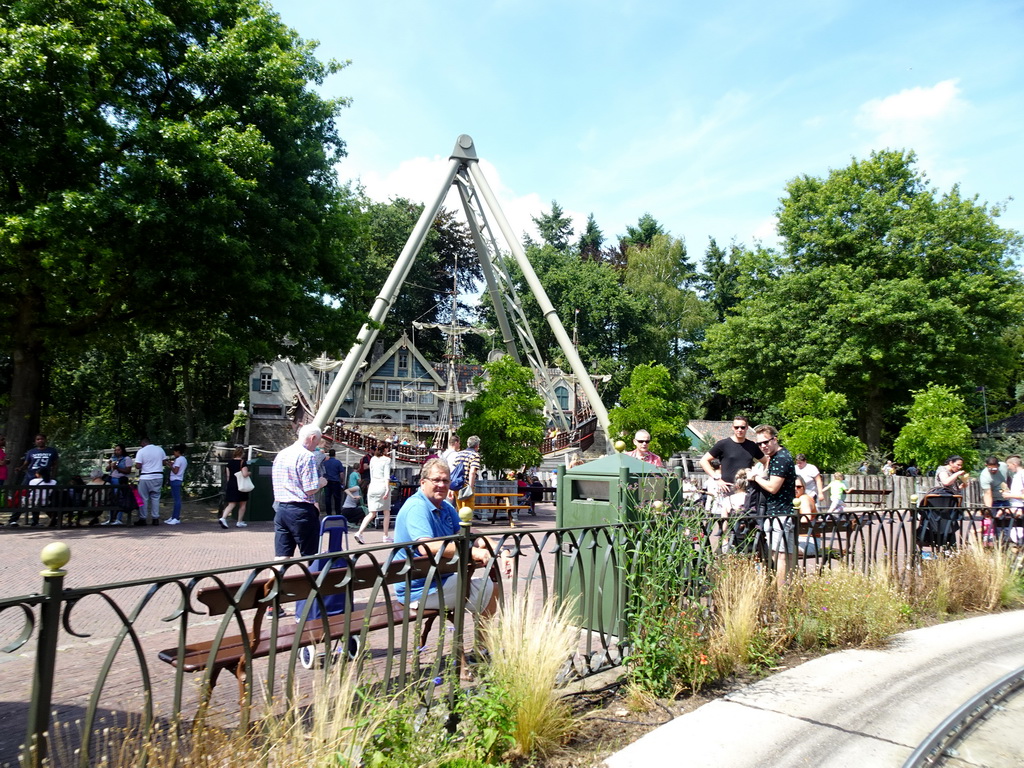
[902,664,1024,767]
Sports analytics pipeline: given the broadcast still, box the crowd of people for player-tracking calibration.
[0,433,188,528]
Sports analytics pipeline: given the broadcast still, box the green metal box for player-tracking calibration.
[556,453,667,638]
[245,457,276,521]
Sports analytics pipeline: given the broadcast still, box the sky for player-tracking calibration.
[273,0,1024,262]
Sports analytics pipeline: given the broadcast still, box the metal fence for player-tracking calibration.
[1,503,1002,767]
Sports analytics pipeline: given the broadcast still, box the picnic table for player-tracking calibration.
[472,491,529,526]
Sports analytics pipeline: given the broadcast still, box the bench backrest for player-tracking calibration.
[196,553,462,616]
[7,484,126,512]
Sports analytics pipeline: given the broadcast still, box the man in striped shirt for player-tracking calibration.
[272,423,327,558]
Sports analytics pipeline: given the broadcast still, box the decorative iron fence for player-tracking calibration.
[1,503,999,767]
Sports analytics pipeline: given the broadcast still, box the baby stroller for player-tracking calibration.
[297,515,360,668]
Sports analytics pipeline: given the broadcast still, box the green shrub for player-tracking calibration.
[784,565,910,648]
[623,498,717,696]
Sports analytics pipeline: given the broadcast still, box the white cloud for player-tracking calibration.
[751,216,779,244]
[856,79,966,150]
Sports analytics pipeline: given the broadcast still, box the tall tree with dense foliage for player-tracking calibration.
[485,242,659,403]
[623,234,705,374]
[698,238,742,323]
[703,150,1023,448]
[0,0,363,462]
[532,200,574,252]
[459,356,545,473]
[622,213,665,249]
[578,213,604,261]
[893,384,978,471]
[777,374,865,472]
[362,200,479,359]
[608,363,691,459]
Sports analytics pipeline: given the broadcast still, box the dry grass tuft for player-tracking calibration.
[708,556,774,675]
[782,564,910,649]
[912,535,1024,615]
[482,592,581,758]
[43,666,389,768]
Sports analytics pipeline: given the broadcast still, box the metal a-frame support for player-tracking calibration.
[312,134,612,446]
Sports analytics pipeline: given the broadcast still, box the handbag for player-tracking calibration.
[235,470,255,493]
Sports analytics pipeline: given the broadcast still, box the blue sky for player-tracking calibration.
[274,0,1023,261]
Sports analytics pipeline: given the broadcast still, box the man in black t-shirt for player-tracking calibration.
[749,424,797,585]
[699,415,762,495]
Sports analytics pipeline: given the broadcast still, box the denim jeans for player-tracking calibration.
[170,481,183,520]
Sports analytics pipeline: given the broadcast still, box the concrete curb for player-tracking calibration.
[604,610,1024,767]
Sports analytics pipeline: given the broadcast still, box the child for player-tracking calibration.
[824,472,848,515]
[704,458,733,517]
[166,444,187,525]
[28,467,57,527]
[980,508,995,547]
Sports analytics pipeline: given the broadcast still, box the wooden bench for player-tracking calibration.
[5,483,133,528]
[157,553,465,702]
[844,488,892,512]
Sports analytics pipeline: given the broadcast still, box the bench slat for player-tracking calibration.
[159,602,443,673]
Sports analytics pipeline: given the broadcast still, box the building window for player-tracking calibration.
[259,369,273,393]
[404,387,417,404]
[397,349,409,374]
[555,385,570,410]
[419,383,434,405]
[386,383,401,403]
[369,382,384,402]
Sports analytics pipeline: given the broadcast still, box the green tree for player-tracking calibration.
[532,200,574,252]
[1,0,364,466]
[488,243,659,404]
[578,213,604,261]
[703,150,1023,449]
[608,363,691,459]
[623,213,665,249]
[893,384,978,471]
[623,233,705,374]
[362,200,479,359]
[698,238,742,323]
[47,327,252,444]
[777,374,866,472]
[459,356,546,473]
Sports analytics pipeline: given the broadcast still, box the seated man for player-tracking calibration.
[392,458,502,617]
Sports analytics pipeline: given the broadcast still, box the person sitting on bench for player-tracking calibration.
[392,458,509,618]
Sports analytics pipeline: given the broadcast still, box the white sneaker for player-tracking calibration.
[236,521,247,528]
[110,520,124,526]
[165,518,180,525]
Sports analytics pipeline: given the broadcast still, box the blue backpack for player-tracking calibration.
[449,453,468,491]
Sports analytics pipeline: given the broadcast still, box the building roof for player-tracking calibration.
[982,412,1024,434]
[686,420,756,445]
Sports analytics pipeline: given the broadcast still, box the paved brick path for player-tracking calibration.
[0,496,559,766]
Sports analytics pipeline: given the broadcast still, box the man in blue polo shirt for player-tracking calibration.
[393,457,500,615]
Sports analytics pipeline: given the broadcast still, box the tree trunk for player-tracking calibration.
[859,385,885,451]
[5,341,45,487]
[181,359,196,442]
